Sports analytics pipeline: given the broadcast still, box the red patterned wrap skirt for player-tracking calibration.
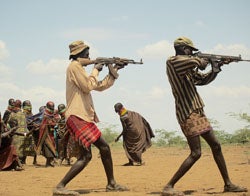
[66,115,101,148]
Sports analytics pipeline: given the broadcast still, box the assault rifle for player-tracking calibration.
[78,57,143,78]
[95,57,143,65]
[80,57,143,66]
[194,52,250,63]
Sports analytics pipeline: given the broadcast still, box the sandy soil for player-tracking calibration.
[0,145,249,196]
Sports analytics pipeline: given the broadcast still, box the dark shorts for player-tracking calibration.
[66,115,101,148]
[180,111,212,138]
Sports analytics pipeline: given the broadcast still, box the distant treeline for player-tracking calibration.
[98,125,250,147]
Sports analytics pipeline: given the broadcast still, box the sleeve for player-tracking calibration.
[193,69,218,86]
[141,117,155,138]
[173,56,202,77]
[171,55,218,86]
[93,72,116,92]
[69,62,116,93]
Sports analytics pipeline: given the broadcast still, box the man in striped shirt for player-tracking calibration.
[161,37,247,195]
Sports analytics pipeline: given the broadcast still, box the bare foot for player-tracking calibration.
[161,187,184,196]
[224,184,248,192]
[53,187,80,196]
[106,183,129,192]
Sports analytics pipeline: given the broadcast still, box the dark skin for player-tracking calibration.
[55,48,128,193]
[78,48,90,60]
[165,131,230,187]
[56,136,116,189]
[163,45,247,194]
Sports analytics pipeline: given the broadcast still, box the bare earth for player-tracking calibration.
[0,145,249,196]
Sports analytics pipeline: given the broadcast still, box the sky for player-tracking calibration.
[0,0,250,134]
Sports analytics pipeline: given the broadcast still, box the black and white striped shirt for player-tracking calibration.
[166,55,218,124]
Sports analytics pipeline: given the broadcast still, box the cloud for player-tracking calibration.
[111,15,129,22]
[194,20,206,27]
[203,85,250,98]
[0,40,12,81]
[108,85,167,105]
[24,86,65,105]
[148,86,167,100]
[0,40,9,60]
[26,58,69,75]
[0,63,12,81]
[0,82,21,95]
[136,40,174,60]
[137,41,250,62]
[0,82,65,113]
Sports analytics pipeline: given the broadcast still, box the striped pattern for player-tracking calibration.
[166,55,218,123]
[66,115,101,148]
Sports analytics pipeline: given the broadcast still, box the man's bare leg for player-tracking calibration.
[54,146,91,195]
[162,136,201,195]
[94,136,129,191]
[202,131,247,193]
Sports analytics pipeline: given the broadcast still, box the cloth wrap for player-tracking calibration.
[66,115,101,149]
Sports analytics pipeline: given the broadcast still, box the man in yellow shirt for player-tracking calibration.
[53,41,129,195]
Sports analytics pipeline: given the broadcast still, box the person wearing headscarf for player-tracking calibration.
[21,100,37,165]
[2,98,15,124]
[36,101,59,167]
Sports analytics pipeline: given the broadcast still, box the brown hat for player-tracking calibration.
[69,40,89,56]
[174,37,198,51]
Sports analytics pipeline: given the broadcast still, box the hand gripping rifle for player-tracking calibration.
[194,52,250,64]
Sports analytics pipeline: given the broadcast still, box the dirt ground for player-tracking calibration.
[0,145,249,196]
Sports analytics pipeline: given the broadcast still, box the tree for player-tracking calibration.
[228,111,250,128]
[228,111,250,144]
[207,118,232,144]
[98,123,119,144]
[231,129,250,144]
[212,130,233,144]
[154,129,186,147]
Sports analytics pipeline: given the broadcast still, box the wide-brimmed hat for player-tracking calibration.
[69,40,89,56]
[174,36,198,51]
